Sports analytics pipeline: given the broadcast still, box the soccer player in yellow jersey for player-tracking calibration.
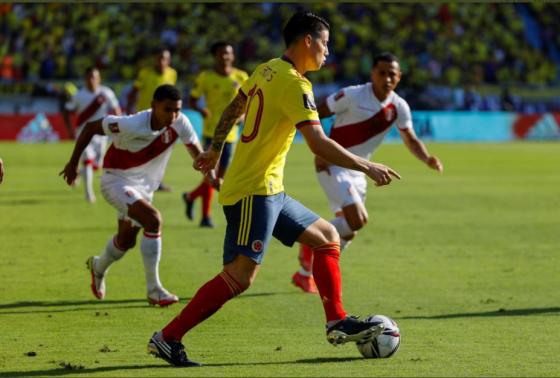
[148,11,401,366]
[126,48,177,192]
[126,48,178,114]
[183,41,248,228]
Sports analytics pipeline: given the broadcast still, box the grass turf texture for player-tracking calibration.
[0,141,559,377]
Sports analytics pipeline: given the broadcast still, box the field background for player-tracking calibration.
[0,141,559,377]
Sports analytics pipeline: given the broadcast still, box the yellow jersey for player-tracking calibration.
[190,68,248,143]
[134,66,177,111]
[219,57,320,206]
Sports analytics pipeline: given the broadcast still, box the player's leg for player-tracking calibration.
[183,137,213,221]
[151,195,280,366]
[80,143,96,203]
[284,197,383,345]
[87,219,139,300]
[199,141,232,228]
[127,198,178,306]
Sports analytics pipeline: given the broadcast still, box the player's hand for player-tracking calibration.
[366,162,401,187]
[194,149,220,174]
[59,161,79,186]
[314,155,331,175]
[427,156,443,172]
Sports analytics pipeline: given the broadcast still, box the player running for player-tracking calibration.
[60,85,205,307]
[63,67,122,203]
[183,41,248,228]
[292,52,443,293]
[148,12,400,366]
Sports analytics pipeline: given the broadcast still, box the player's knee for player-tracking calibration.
[322,222,340,244]
[347,215,367,231]
[143,209,162,232]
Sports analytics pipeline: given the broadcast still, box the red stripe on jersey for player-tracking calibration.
[329,104,397,148]
[295,120,321,129]
[103,127,178,170]
[76,94,106,126]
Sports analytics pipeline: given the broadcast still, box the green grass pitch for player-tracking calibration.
[0,141,559,377]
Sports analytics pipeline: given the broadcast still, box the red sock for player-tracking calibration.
[201,182,214,218]
[162,271,243,341]
[188,181,206,201]
[299,244,314,272]
[312,242,347,322]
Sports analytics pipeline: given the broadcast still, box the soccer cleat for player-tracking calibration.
[291,271,318,294]
[182,192,194,220]
[86,256,105,300]
[199,217,215,228]
[147,287,179,307]
[148,332,201,367]
[326,315,385,345]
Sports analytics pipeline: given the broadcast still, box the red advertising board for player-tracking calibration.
[0,113,74,141]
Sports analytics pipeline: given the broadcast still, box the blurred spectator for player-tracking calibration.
[0,3,559,110]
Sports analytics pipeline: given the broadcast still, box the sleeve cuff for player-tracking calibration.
[295,119,321,129]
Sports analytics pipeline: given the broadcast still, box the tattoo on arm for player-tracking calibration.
[211,93,247,152]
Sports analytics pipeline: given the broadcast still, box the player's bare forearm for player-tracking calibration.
[301,123,369,172]
[210,92,246,152]
[405,137,431,163]
[186,142,203,160]
[68,120,104,165]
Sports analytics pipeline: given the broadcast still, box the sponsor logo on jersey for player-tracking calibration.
[303,93,317,110]
[109,122,120,133]
[251,240,264,253]
[334,90,345,101]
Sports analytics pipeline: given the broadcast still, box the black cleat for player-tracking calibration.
[326,316,385,345]
[182,192,194,220]
[199,217,215,228]
[148,332,201,367]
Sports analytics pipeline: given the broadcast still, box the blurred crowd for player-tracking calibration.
[1,3,559,110]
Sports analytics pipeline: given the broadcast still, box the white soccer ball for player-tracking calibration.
[356,315,400,358]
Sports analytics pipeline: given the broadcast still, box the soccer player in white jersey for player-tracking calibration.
[292,52,443,293]
[60,84,206,306]
[63,67,122,203]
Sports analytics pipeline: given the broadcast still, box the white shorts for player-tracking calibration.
[317,165,367,214]
[100,173,154,227]
[81,135,108,167]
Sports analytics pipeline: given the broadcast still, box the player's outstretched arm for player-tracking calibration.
[399,128,443,172]
[300,123,401,187]
[59,119,105,186]
[194,92,247,174]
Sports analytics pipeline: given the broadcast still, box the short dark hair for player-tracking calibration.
[373,52,399,67]
[84,66,99,76]
[282,11,330,47]
[210,41,233,55]
[153,84,181,101]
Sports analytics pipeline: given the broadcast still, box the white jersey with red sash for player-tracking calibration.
[101,110,198,193]
[326,83,412,161]
[66,86,120,131]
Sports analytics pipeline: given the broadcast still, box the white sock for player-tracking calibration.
[298,268,312,276]
[330,216,353,239]
[82,164,95,201]
[96,236,126,275]
[141,231,163,292]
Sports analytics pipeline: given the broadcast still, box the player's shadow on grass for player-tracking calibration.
[0,357,364,376]
[0,292,294,315]
[402,306,560,319]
